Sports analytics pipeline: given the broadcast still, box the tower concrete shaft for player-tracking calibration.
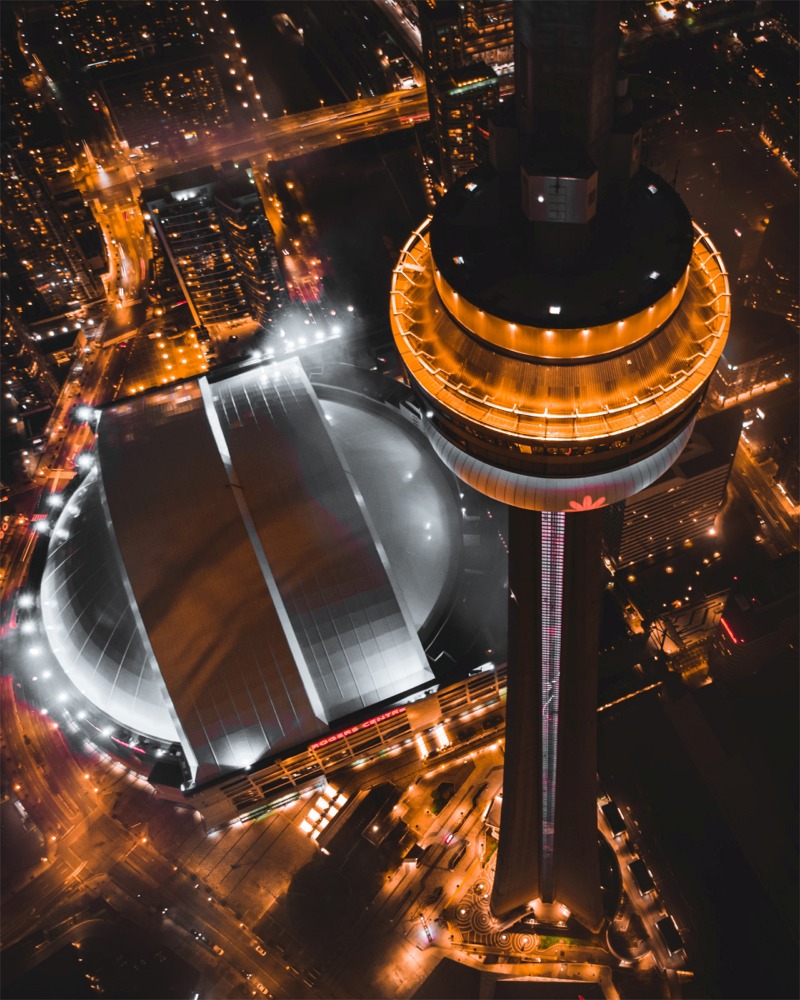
[493,507,604,930]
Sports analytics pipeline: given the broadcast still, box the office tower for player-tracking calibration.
[707,308,797,408]
[214,170,289,329]
[428,62,500,186]
[418,1,509,188]
[604,409,741,569]
[745,212,799,325]
[418,0,465,79]
[143,166,286,330]
[462,2,515,70]
[418,0,514,77]
[144,167,249,327]
[1,137,105,320]
[390,1,729,931]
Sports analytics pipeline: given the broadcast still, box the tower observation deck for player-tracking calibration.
[390,1,729,932]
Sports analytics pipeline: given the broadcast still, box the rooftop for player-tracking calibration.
[429,166,693,331]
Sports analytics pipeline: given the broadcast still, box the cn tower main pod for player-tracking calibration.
[390,2,729,933]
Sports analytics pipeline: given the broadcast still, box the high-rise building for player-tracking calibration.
[390,0,729,931]
[418,1,514,78]
[1,138,105,320]
[462,1,515,71]
[418,0,465,79]
[214,170,289,329]
[745,211,799,325]
[428,62,500,186]
[418,0,511,189]
[144,167,249,327]
[707,308,797,409]
[143,165,286,330]
[604,409,742,569]
[712,552,799,679]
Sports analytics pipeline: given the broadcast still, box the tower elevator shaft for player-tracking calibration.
[491,506,605,931]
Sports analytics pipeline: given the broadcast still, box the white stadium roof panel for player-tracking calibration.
[42,359,435,788]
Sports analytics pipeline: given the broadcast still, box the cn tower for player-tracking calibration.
[390,1,729,931]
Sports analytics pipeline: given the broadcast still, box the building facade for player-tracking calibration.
[604,409,742,568]
[712,552,799,679]
[143,165,286,330]
[428,62,500,185]
[214,173,289,329]
[144,167,249,326]
[707,308,797,409]
[1,138,105,319]
[418,0,511,189]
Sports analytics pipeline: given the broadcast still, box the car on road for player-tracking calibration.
[212,944,224,956]
[253,981,269,996]
[253,943,267,956]
[629,858,655,896]
[305,967,322,987]
[448,841,469,870]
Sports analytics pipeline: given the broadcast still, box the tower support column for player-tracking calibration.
[491,506,544,920]
[552,508,604,932]
[490,506,604,931]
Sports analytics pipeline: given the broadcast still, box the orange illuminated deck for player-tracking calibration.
[390,219,730,445]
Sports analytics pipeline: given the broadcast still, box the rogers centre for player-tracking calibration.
[39,357,507,823]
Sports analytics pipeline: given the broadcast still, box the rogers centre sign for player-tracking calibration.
[309,707,407,751]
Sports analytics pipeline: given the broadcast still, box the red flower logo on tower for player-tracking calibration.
[567,495,606,511]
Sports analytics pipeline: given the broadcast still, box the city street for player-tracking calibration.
[731,443,798,552]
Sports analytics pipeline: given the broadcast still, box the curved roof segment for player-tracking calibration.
[41,359,435,786]
[41,471,182,744]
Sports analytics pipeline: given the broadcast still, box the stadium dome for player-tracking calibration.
[41,359,462,784]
